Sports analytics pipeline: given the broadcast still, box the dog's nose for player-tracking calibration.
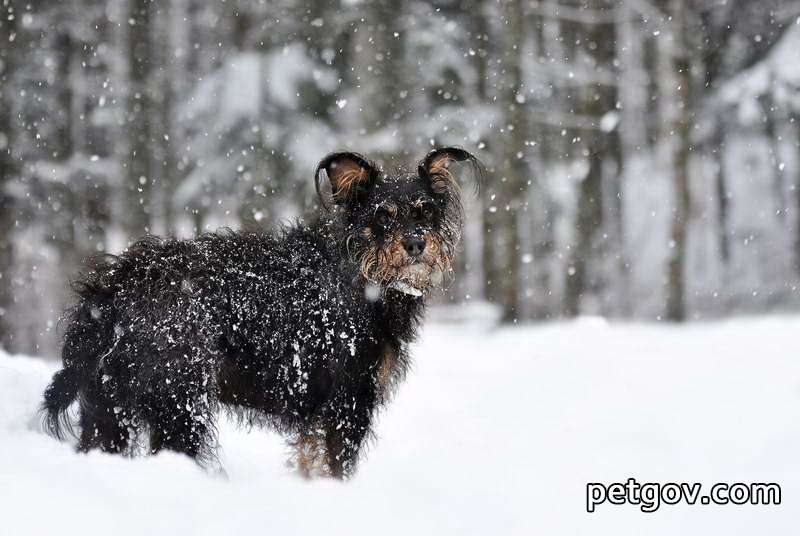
[402,237,426,257]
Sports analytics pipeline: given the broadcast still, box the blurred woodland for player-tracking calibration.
[1,0,800,354]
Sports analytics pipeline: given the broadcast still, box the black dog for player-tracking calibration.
[42,147,480,478]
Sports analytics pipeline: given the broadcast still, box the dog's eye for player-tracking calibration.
[376,209,391,227]
[414,204,433,221]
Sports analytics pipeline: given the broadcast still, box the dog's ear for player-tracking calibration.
[315,152,378,208]
[419,147,483,195]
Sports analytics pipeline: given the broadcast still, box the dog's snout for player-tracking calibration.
[402,237,426,257]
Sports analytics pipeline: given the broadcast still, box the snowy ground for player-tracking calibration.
[1,315,799,535]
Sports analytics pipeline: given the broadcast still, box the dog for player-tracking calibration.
[41,147,481,478]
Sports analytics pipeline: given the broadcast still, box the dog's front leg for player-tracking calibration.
[324,420,367,479]
[322,384,376,479]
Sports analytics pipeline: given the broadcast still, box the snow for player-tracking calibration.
[720,23,800,118]
[1,316,799,535]
[182,46,338,125]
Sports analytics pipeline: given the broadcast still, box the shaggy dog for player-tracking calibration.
[42,147,480,478]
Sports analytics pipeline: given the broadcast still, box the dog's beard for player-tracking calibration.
[359,253,448,296]
[388,280,423,297]
[389,263,444,296]
[353,232,454,296]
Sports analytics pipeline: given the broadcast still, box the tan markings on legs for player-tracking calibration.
[377,343,397,391]
[291,431,327,478]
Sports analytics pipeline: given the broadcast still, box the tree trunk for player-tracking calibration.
[713,123,730,265]
[665,0,692,322]
[52,22,81,326]
[124,0,154,240]
[471,0,500,306]
[613,2,647,317]
[149,0,183,236]
[496,0,525,322]
[0,0,17,350]
[792,113,800,276]
[763,92,787,224]
[564,151,604,317]
[563,0,616,318]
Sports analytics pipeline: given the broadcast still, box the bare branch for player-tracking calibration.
[623,0,679,36]
[527,108,615,131]
[527,2,622,25]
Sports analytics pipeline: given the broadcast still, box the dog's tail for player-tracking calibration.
[42,366,81,439]
[42,296,115,439]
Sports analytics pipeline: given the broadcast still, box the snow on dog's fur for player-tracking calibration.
[41,148,481,478]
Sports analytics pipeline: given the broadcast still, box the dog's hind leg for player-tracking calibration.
[144,356,219,463]
[289,428,327,478]
[76,378,134,454]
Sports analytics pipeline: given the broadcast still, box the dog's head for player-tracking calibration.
[316,147,481,297]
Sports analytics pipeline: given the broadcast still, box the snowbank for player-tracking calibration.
[1,317,799,535]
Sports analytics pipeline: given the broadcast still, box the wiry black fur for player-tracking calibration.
[42,147,481,478]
